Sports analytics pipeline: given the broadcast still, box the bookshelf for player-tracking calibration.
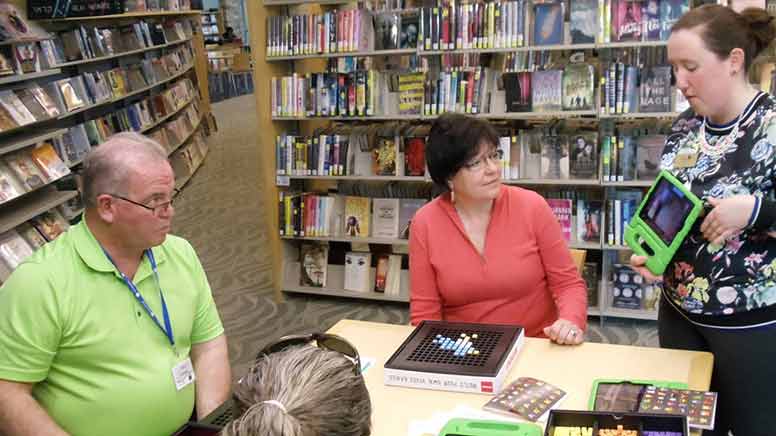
[0,2,214,283]
[250,0,680,322]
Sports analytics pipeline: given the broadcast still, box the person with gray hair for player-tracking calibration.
[223,344,371,436]
[0,132,231,436]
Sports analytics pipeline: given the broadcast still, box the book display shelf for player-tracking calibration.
[249,0,712,323]
[0,1,214,283]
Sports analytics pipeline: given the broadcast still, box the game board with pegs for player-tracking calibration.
[384,320,525,394]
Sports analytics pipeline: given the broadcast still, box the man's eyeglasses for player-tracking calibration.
[256,333,361,375]
[107,190,179,217]
[463,149,503,172]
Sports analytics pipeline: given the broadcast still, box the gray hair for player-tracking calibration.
[81,132,168,209]
[223,345,372,436]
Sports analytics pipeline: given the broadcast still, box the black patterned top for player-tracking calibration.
[660,91,776,322]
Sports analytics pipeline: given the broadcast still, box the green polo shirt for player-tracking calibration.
[0,219,224,436]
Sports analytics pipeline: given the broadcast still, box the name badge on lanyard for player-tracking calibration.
[103,248,195,391]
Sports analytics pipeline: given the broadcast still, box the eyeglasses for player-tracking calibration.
[256,333,361,375]
[463,149,503,172]
[108,190,179,217]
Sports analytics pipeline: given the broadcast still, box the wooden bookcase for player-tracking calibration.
[0,2,214,281]
[248,0,691,322]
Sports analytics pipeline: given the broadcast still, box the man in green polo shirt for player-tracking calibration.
[0,132,231,436]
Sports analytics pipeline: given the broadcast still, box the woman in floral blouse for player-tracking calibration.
[630,5,776,435]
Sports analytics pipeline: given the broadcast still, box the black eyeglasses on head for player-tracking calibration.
[256,333,361,375]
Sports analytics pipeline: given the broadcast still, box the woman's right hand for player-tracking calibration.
[629,255,664,284]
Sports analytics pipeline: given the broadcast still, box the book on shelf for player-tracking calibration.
[546,198,573,242]
[0,90,37,126]
[0,161,24,202]
[399,11,419,49]
[344,251,372,293]
[58,196,84,221]
[570,0,598,44]
[372,198,400,239]
[635,134,664,180]
[576,199,602,243]
[344,196,371,237]
[611,264,645,310]
[300,241,329,288]
[374,12,400,50]
[373,137,397,176]
[540,135,569,180]
[531,70,562,113]
[562,64,595,111]
[14,88,49,122]
[404,137,426,176]
[31,142,70,181]
[17,222,48,249]
[0,45,13,76]
[502,71,531,113]
[4,150,48,190]
[56,78,87,112]
[398,72,425,115]
[659,0,690,41]
[611,0,643,42]
[28,85,61,118]
[374,253,402,295]
[0,229,34,270]
[582,262,599,307]
[398,198,425,239]
[532,2,563,46]
[569,132,598,179]
[639,65,672,113]
[14,43,41,74]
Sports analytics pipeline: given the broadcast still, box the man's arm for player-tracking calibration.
[0,380,68,436]
[190,334,231,419]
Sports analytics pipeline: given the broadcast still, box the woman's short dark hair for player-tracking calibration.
[425,113,500,189]
[672,4,776,73]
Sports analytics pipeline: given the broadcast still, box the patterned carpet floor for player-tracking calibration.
[171,94,660,381]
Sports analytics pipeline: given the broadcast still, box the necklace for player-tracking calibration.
[698,116,740,158]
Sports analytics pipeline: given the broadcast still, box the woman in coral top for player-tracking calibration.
[409,114,588,344]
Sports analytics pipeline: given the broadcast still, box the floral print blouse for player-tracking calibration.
[660,91,776,317]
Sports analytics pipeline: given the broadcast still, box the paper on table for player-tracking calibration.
[407,405,526,436]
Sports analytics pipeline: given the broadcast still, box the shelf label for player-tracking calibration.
[276,175,290,186]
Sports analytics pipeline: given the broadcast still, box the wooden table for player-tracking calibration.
[327,319,714,436]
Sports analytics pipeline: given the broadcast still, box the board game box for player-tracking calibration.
[384,320,525,394]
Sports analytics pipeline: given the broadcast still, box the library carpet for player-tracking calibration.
[171,94,660,382]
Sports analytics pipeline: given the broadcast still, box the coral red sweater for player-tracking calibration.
[409,185,588,337]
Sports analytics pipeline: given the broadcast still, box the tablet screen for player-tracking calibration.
[639,177,694,245]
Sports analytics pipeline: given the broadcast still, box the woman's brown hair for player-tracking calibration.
[672,4,776,73]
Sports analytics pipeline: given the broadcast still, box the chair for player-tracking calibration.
[569,249,587,274]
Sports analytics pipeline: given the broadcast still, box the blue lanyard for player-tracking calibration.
[103,248,175,347]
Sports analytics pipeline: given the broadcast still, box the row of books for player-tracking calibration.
[271,70,383,118]
[301,243,405,296]
[54,19,193,64]
[170,129,208,184]
[0,141,71,203]
[279,193,427,240]
[52,84,200,166]
[265,0,689,57]
[601,63,672,114]
[0,49,194,134]
[0,208,72,280]
[27,0,193,20]
[0,42,47,76]
[275,126,431,177]
[605,191,643,246]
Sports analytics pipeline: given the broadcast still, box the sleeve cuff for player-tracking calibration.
[753,199,776,231]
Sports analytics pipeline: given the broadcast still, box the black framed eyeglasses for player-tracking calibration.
[107,189,180,217]
[256,333,361,375]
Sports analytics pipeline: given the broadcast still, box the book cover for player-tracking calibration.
[546,199,573,242]
[503,71,532,112]
[29,85,60,118]
[5,151,48,189]
[483,377,567,422]
[0,229,34,270]
[384,254,403,296]
[57,79,86,112]
[373,137,397,176]
[398,198,425,239]
[0,161,23,202]
[569,133,598,179]
[570,0,598,43]
[521,134,542,179]
[344,196,371,237]
[14,43,40,74]
[0,45,14,75]
[372,198,400,238]
[643,0,661,40]
[533,2,564,45]
[0,105,17,132]
[635,134,665,180]
[577,199,602,242]
[659,0,689,40]
[0,90,36,125]
[299,241,328,287]
[14,88,48,121]
[562,63,595,111]
[374,12,400,50]
[404,137,426,176]
[398,72,425,115]
[344,251,372,293]
[400,11,419,49]
[531,70,563,112]
[31,142,70,181]
[639,65,672,112]
[17,222,47,249]
[30,210,69,241]
[374,254,390,292]
[540,136,569,179]
[612,0,643,42]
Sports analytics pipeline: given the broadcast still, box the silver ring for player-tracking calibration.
[570,329,578,337]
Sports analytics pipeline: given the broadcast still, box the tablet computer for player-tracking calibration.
[624,170,704,275]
